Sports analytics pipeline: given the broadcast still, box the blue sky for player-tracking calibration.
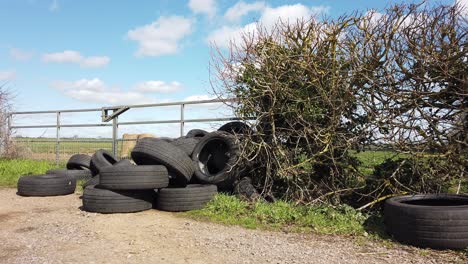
[0,0,461,137]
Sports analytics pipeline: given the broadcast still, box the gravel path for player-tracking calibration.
[0,188,466,264]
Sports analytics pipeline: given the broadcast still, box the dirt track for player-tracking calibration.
[0,188,466,264]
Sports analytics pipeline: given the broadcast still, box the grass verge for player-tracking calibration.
[0,159,58,187]
[184,193,381,236]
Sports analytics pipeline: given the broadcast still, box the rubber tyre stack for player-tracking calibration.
[186,129,208,138]
[83,157,170,213]
[384,194,468,250]
[156,184,217,212]
[17,174,76,196]
[16,153,94,197]
[90,149,119,176]
[46,169,92,181]
[45,154,93,181]
[218,121,251,135]
[100,165,169,190]
[67,154,92,170]
[131,138,194,186]
[191,131,240,190]
[82,186,153,213]
[171,137,200,156]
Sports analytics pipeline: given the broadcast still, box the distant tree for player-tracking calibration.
[0,85,12,156]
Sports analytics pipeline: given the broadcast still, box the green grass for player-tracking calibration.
[185,194,372,236]
[13,138,113,155]
[352,150,405,176]
[0,159,59,187]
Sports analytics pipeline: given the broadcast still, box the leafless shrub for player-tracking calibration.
[0,85,12,157]
[212,2,467,205]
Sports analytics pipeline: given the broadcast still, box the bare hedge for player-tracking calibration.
[212,2,467,206]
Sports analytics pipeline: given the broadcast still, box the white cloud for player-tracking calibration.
[224,1,266,22]
[184,94,217,101]
[49,0,59,12]
[81,56,111,68]
[51,78,106,92]
[207,23,257,49]
[127,16,193,57]
[188,0,217,17]
[50,78,154,105]
[208,3,329,49]
[42,50,82,63]
[10,48,34,61]
[183,94,226,108]
[134,81,183,93]
[364,10,383,24]
[260,4,327,28]
[42,50,110,68]
[0,70,16,81]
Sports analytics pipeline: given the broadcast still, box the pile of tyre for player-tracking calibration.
[17,121,250,214]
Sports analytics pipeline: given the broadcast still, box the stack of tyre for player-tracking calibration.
[82,122,248,214]
[79,144,216,213]
[16,154,93,197]
[17,121,250,214]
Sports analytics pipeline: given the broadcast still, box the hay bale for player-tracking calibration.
[137,133,155,140]
[121,134,139,158]
[121,133,156,158]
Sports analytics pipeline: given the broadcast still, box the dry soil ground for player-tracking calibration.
[0,188,466,264]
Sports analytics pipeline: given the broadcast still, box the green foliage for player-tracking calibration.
[0,159,58,187]
[186,194,368,235]
[214,3,467,205]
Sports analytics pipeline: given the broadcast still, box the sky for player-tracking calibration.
[0,0,463,138]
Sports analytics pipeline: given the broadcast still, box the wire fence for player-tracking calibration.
[4,98,239,164]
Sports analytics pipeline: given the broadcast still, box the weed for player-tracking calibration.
[185,194,369,236]
[0,159,58,187]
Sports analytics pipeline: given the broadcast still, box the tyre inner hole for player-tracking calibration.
[103,153,117,165]
[402,199,468,206]
[198,139,229,175]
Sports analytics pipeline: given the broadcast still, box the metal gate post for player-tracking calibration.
[56,111,60,166]
[112,116,118,157]
[180,103,185,137]
[3,113,12,155]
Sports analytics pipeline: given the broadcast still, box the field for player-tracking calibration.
[12,138,113,155]
[12,137,400,164]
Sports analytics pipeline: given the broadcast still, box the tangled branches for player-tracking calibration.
[212,2,467,205]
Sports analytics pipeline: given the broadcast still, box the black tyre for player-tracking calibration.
[384,194,468,249]
[83,175,100,188]
[159,137,175,142]
[131,138,194,185]
[156,184,217,212]
[82,186,153,213]
[186,129,208,138]
[100,165,169,190]
[46,169,92,181]
[218,121,251,135]
[191,131,239,189]
[66,154,91,170]
[90,149,119,175]
[17,174,76,196]
[171,137,200,156]
[114,159,134,167]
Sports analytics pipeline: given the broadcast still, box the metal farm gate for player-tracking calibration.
[5,98,238,165]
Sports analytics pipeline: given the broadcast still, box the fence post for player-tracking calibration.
[2,113,12,155]
[112,116,118,157]
[56,111,60,166]
[180,103,185,137]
